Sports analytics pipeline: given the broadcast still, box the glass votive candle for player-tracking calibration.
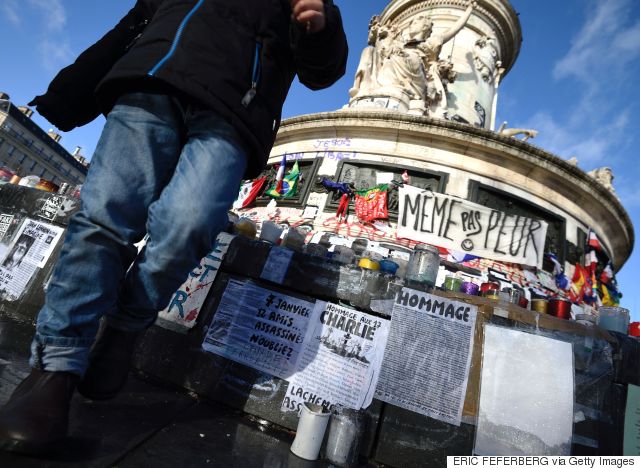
[531,298,548,314]
[444,275,463,292]
[481,282,500,297]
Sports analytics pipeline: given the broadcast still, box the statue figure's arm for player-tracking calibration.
[441,0,476,44]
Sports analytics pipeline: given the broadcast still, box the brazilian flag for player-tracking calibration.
[266,161,300,198]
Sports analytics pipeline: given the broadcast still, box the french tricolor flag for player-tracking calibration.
[600,261,614,284]
[274,154,287,195]
[587,229,601,251]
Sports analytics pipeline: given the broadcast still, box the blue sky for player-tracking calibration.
[1,0,639,321]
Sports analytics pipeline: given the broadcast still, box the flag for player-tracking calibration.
[587,229,601,251]
[354,185,388,222]
[569,263,588,303]
[601,283,615,306]
[336,193,350,220]
[273,154,287,195]
[266,161,300,198]
[233,176,267,209]
[585,249,598,276]
[590,267,600,306]
[547,253,563,275]
[447,250,479,263]
[546,253,569,290]
[605,281,622,306]
[320,177,352,194]
[600,260,614,284]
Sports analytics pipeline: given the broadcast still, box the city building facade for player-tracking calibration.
[0,93,87,186]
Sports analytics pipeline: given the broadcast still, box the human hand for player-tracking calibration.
[290,0,326,34]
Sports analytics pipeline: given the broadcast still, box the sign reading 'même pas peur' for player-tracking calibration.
[398,185,548,268]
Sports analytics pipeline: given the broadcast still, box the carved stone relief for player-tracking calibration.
[474,35,501,84]
[587,167,615,193]
[349,1,476,118]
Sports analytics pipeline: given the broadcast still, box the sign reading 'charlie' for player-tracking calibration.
[398,185,548,268]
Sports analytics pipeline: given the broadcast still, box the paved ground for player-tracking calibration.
[0,319,343,468]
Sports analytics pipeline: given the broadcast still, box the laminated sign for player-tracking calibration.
[398,185,548,268]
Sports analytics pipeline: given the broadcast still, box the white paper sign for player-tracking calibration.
[376,172,394,185]
[282,301,390,413]
[38,195,65,221]
[0,214,14,241]
[260,247,294,285]
[375,288,478,426]
[157,232,233,329]
[475,325,574,455]
[398,185,548,268]
[0,218,64,300]
[202,280,315,380]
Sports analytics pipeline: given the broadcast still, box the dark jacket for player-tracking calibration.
[30,0,348,177]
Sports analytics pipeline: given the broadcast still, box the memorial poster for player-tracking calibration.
[282,301,390,413]
[202,280,316,380]
[398,185,548,268]
[0,218,64,300]
[375,288,478,426]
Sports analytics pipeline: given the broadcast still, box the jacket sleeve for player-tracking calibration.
[290,0,348,91]
[29,0,161,131]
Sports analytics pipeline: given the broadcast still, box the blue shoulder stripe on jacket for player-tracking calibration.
[148,0,206,76]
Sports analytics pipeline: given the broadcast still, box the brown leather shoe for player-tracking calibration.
[77,323,142,401]
[0,369,78,454]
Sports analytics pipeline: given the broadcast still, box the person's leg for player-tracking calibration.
[77,105,248,400]
[30,92,185,376]
[110,106,248,330]
[0,92,186,453]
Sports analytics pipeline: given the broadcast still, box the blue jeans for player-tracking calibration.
[30,92,248,376]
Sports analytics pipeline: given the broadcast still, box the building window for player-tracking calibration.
[6,144,15,156]
[29,160,37,172]
[468,181,566,272]
[323,160,448,220]
[18,153,27,164]
[39,168,46,177]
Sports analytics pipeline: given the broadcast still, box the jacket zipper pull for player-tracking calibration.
[241,83,257,108]
[242,42,262,108]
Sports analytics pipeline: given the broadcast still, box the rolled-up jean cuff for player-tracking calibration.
[30,335,92,377]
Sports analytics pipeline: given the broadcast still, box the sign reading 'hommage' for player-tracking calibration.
[398,185,548,268]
